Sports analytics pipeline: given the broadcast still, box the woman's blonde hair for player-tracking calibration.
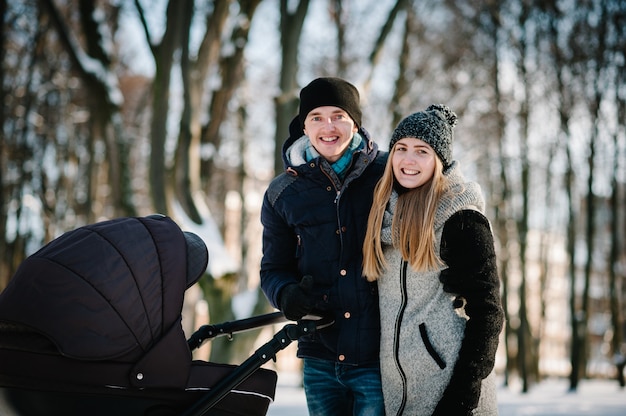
[363,146,447,281]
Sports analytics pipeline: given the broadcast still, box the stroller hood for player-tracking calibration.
[0,216,280,415]
[0,215,208,362]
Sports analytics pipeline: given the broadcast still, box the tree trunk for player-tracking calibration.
[41,0,134,220]
[0,0,7,289]
[608,126,624,387]
[389,7,412,129]
[274,0,310,177]
[579,95,599,384]
[138,0,189,215]
[484,1,513,386]
[364,0,410,95]
[173,0,200,223]
[542,0,583,391]
[516,1,538,391]
[565,139,581,390]
[608,65,625,386]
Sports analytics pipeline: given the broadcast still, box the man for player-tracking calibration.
[260,77,387,415]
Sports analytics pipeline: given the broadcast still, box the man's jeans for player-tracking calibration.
[303,358,385,416]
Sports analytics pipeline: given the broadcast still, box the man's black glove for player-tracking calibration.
[279,275,315,321]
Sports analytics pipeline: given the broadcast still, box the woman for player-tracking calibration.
[363,104,504,415]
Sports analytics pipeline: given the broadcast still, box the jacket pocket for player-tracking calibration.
[419,323,447,370]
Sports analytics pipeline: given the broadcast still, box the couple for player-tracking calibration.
[260,77,504,416]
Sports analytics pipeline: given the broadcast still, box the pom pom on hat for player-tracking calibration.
[298,77,362,128]
[389,104,457,170]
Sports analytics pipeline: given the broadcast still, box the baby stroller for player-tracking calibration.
[0,215,327,416]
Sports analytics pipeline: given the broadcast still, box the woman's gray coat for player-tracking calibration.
[378,163,504,416]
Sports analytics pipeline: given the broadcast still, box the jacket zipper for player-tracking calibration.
[320,166,344,260]
[334,189,343,262]
[393,260,409,415]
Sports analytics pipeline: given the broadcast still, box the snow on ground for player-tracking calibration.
[266,373,626,416]
[497,377,626,415]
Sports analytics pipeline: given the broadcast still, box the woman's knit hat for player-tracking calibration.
[298,77,362,128]
[389,104,458,170]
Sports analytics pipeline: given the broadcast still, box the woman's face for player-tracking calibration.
[391,137,437,189]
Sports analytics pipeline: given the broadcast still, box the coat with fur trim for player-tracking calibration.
[378,163,504,416]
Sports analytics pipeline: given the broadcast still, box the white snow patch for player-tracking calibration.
[231,289,259,320]
[171,192,238,278]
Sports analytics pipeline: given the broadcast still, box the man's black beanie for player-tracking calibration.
[298,77,362,128]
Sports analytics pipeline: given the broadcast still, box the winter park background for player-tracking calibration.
[2,1,626,414]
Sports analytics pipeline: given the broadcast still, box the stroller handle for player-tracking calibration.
[182,317,331,416]
[187,311,289,351]
[187,311,335,351]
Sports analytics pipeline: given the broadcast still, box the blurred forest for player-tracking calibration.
[1,0,625,394]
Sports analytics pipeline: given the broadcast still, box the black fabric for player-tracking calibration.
[0,386,272,416]
[183,231,209,288]
[298,77,362,128]
[0,216,191,362]
[418,323,446,370]
[433,209,504,415]
[0,346,276,416]
[0,215,276,416]
[279,275,315,321]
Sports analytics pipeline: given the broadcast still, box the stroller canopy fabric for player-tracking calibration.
[0,215,208,362]
[0,216,280,416]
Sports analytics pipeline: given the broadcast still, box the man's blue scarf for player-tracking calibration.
[305,133,364,180]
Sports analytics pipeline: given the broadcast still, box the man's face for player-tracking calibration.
[303,106,358,163]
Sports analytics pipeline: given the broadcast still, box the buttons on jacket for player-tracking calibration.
[340,269,347,276]
[338,354,345,361]
[344,312,351,319]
